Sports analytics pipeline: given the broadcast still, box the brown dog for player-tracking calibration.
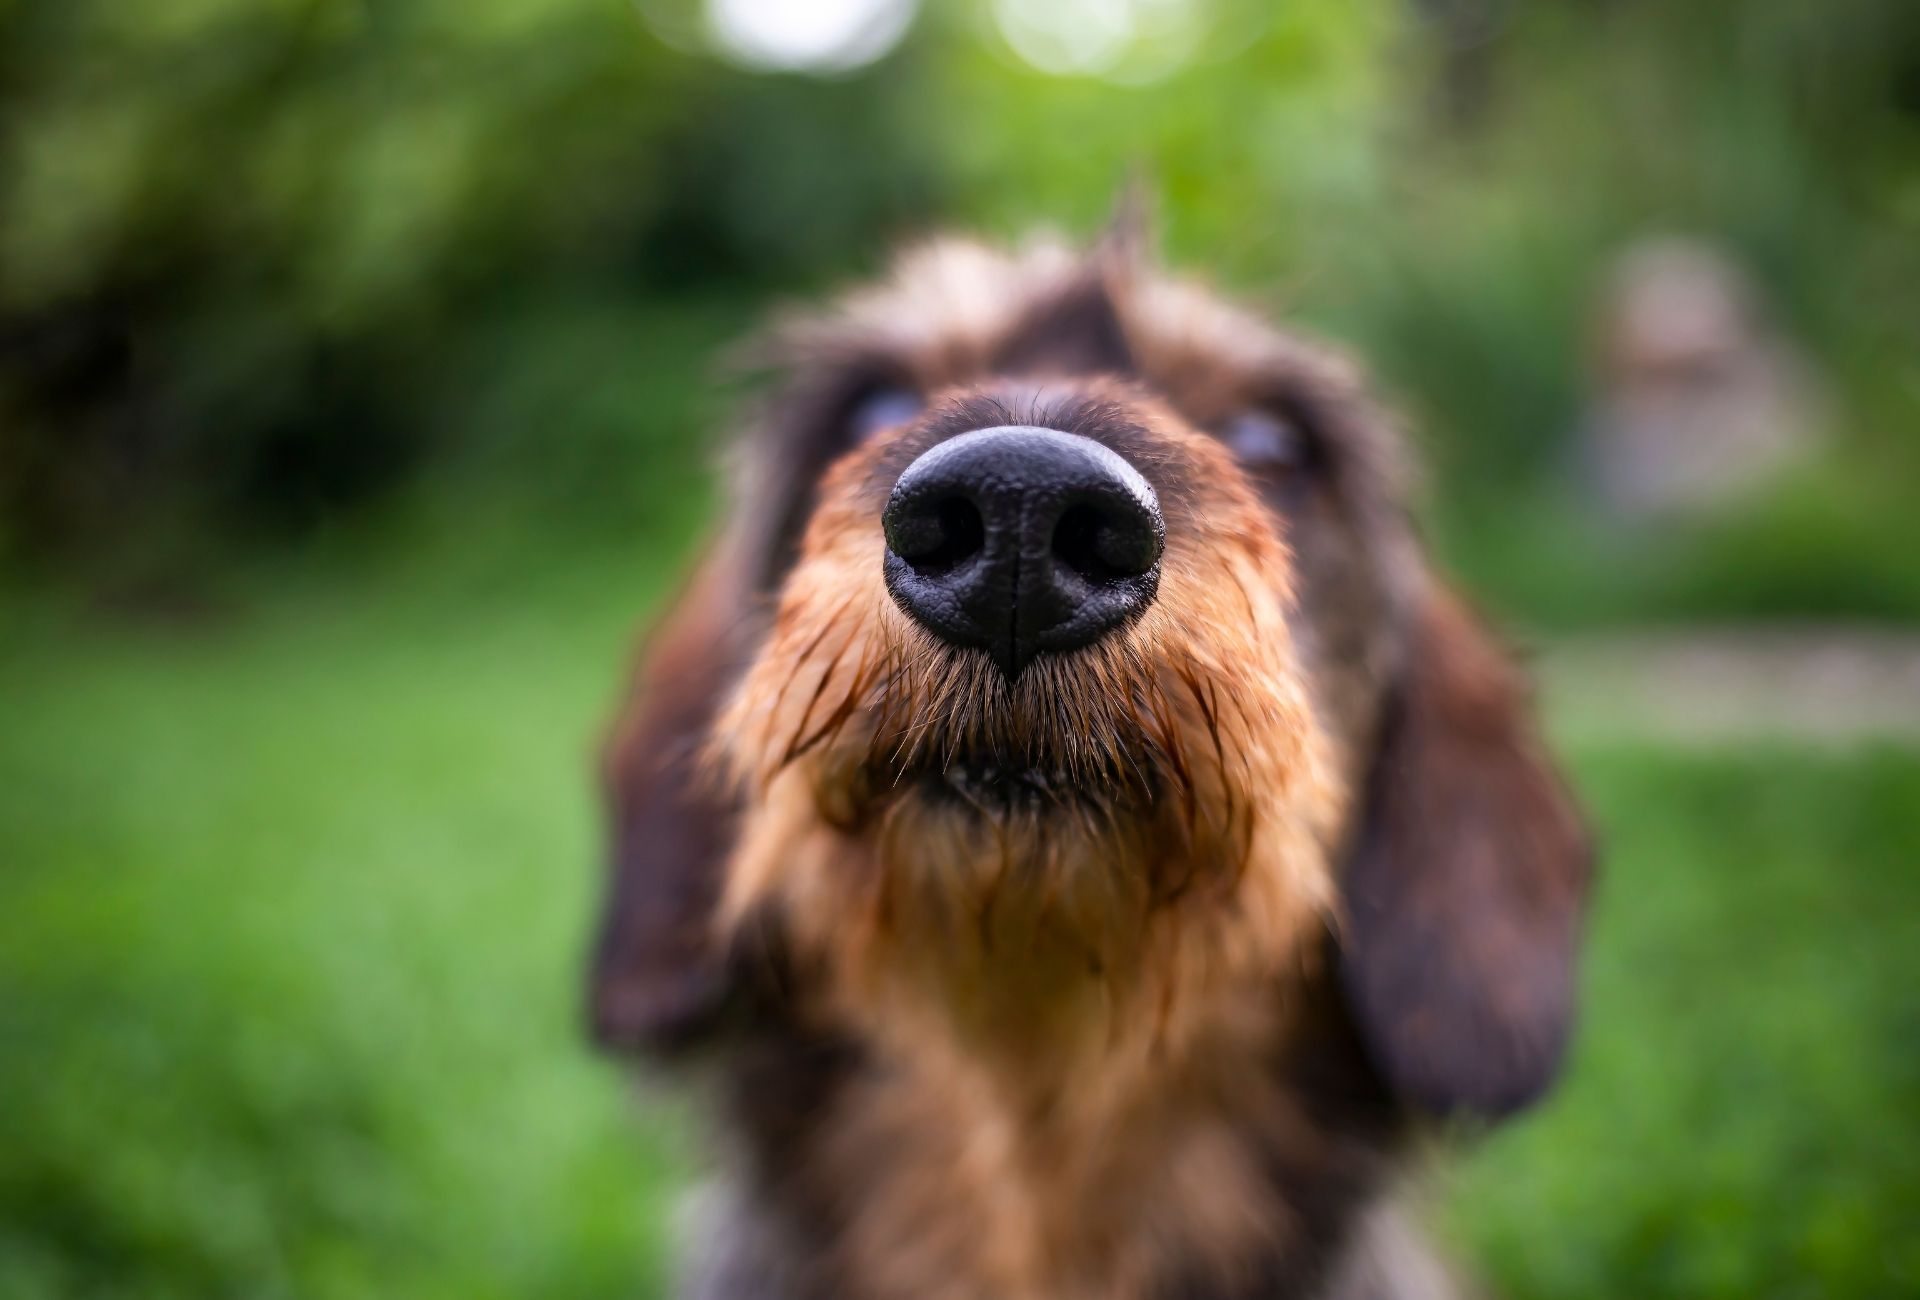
[588,223,1593,1300]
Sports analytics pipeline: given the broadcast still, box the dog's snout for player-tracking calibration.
[882,425,1164,680]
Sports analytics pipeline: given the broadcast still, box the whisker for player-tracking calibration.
[779,638,854,770]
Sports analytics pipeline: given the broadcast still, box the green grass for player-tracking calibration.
[1443,744,1920,1298]
[2,562,1917,1299]
[0,557,692,1300]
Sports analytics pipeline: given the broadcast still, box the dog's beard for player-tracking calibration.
[713,531,1341,1069]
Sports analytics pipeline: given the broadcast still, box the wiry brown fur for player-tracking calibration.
[707,385,1341,1300]
[718,383,1336,1060]
[590,228,1594,1300]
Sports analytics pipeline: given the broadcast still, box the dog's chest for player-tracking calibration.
[814,1034,1294,1300]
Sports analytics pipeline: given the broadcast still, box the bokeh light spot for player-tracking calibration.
[704,0,918,74]
[990,0,1211,81]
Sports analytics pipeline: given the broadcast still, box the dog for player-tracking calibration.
[587,218,1593,1300]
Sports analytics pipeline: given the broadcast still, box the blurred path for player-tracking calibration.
[1538,627,1920,745]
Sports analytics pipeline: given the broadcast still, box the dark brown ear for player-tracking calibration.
[587,543,747,1055]
[1337,587,1594,1120]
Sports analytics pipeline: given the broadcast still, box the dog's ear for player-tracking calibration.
[587,543,747,1055]
[1337,585,1594,1119]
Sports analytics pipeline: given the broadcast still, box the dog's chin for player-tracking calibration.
[899,750,1149,819]
[722,662,1338,1072]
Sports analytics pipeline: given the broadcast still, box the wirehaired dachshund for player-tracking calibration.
[588,217,1594,1300]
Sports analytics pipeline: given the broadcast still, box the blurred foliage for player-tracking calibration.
[2,577,1916,1297]
[0,0,944,570]
[2,0,1918,626]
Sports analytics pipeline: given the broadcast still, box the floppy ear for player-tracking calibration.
[1337,586,1594,1119]
[587,542,748,1055]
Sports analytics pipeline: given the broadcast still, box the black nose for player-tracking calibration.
[882,426,1164,679]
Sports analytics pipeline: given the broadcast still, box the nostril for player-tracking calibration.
[1051,500,1161,584]
[888,495,985,577]
[1051,504,1113,582]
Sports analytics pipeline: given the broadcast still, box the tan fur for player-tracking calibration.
[742,236,1410,788]
[758,236,1386,429]
[708,376,1349,1297]
[759,236,1082,382]
[818,1012,1325,1300]
[592,230,1590,1299]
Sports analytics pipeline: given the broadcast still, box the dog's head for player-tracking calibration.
[592,227,1592,1118]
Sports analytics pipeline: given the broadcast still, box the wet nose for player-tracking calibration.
[881,426,1164,680]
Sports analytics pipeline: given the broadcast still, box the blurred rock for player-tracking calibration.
[1579,236,1827,522]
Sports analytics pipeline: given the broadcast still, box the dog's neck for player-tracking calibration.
[859,877,1277,1090]
[815,947,1305,1300]
[719,756,1345,1298]
[722,751,1339,1079]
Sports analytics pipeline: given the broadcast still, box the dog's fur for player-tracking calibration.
[588,224,1593,1300]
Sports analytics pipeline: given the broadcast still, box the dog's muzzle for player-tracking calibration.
[881,425,1164,680]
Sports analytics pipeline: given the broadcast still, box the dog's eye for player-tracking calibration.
[1223,409,1315,474]
[849,386,923,443]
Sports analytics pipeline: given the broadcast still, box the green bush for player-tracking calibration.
[1,0,1916,623]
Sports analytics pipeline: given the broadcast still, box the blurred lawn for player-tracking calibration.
[2,559,1918,1300]
[0,556,691,1300]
